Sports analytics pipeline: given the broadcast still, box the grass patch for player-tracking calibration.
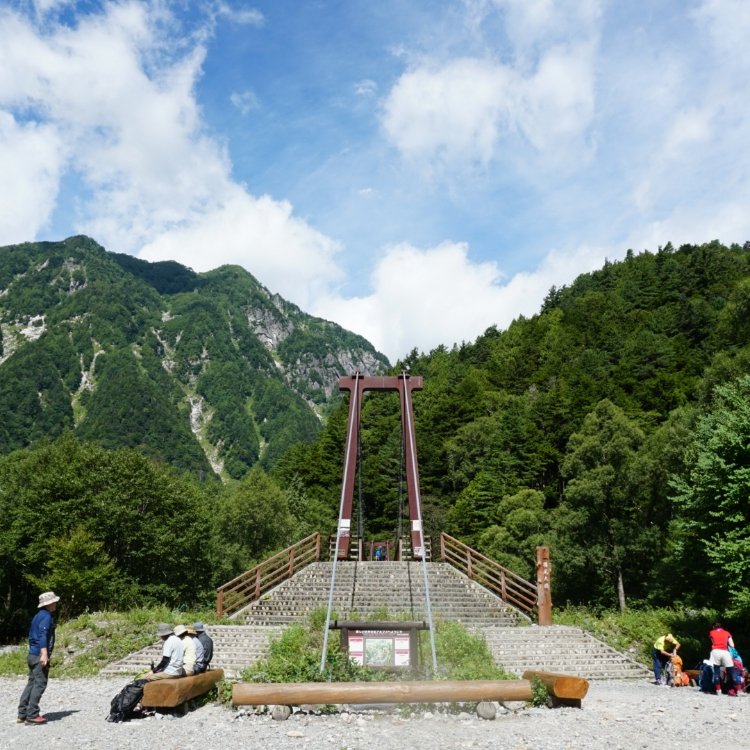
[0,606,230,678]
[431,620,512,681]
[553,605,724,668]
[237,609,513,706]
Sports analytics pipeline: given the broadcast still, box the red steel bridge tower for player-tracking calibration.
[335,372,426,561]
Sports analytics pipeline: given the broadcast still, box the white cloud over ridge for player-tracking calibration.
[313,241,607,362]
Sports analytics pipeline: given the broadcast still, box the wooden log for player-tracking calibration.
[521,670,589,708]
[233,679,533,706]
[142,669,224,708]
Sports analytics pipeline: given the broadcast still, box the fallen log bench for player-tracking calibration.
[232,672,589,718]
[142,669,224,713]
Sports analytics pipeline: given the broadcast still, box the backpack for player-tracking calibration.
[670,655,690,686]
[106,678,148,722]
[698,661,714,693]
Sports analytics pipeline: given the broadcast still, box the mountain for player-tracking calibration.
[0,236,389,478]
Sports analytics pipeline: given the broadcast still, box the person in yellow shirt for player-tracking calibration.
[652,633,681,685]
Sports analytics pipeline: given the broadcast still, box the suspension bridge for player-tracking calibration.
[104,373,649,680]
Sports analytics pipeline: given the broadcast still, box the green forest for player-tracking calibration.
[1,238,750,640]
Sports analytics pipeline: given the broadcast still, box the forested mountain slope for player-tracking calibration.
[0,236,388,478]
[275,241,750,614]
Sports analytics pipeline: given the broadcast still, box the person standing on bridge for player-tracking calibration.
[17,591,60,725]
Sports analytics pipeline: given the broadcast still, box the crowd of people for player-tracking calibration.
[145,621,214,680]
[652,622,747,695]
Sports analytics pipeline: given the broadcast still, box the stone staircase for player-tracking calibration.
[238,562,525,628]
[482,625,650,679]
[100,625,283,678]
[102,561,650,680]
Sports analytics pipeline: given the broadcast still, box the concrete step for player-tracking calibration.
[104,562,650,682]
[479,625,650,680]
[101,624,284,678]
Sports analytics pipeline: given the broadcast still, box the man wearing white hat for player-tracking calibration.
[17,591,60,725]
[144,623,184,681]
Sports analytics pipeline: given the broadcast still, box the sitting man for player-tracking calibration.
[175,624,196,676]
[144,623,184,681]
[193,623,214,671]
[187,626,206,674]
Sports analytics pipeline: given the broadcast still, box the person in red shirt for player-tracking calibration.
[709,622,737,694]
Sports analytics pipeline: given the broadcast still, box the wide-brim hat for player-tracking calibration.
[156,623,173,637]
[186,627,197,635]
[38,591,60,608]
[192,622,205,632]
[174,624,188,637]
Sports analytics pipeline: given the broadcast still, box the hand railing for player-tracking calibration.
[216,532,321,617]
[439,532,537,619]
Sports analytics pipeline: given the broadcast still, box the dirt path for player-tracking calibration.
[2,675,748,749]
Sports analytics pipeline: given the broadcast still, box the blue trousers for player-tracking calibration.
[18,655,49,719]
[652,648,669,682]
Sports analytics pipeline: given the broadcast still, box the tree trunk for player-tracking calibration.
[616,567,626,611]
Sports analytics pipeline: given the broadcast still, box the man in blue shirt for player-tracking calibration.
[17,591,60,725]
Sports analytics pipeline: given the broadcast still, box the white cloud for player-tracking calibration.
[517,44,595,154]
[382,58,511,167]
[216,4,264,27]
[229,89,259,114]
[381,42,596,172]
[139,187,343,310]
[354,79,378,97]
[313,241,606,362]
[628,202,750,255]
[693,0,750,58]
[0,113,65,242]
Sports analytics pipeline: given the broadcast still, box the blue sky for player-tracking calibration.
[1,0,749,362]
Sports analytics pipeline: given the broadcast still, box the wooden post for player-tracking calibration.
[536,546,552,626]
[216,589,224,617]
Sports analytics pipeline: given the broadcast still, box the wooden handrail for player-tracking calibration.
[216,532,321,617]
[439,532,538,620]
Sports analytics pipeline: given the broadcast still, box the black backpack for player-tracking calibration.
[698,662,714,693]
[106,678,148,722]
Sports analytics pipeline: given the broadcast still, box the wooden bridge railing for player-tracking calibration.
[216,532,321,617]
[439,532,540,621]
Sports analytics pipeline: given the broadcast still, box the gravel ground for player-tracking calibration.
[1,675,748,750]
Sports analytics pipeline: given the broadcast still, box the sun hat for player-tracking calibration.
[156,623,173,637]
[174,624,188,636]
[37,591,60,608]
[192,622,205,632]
[186,626,197,635]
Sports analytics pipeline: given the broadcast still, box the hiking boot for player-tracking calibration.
[25,716,47,725]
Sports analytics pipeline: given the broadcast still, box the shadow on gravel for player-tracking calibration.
[43,710,80,722]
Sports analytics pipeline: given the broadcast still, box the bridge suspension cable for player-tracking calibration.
[402,372,437,673]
